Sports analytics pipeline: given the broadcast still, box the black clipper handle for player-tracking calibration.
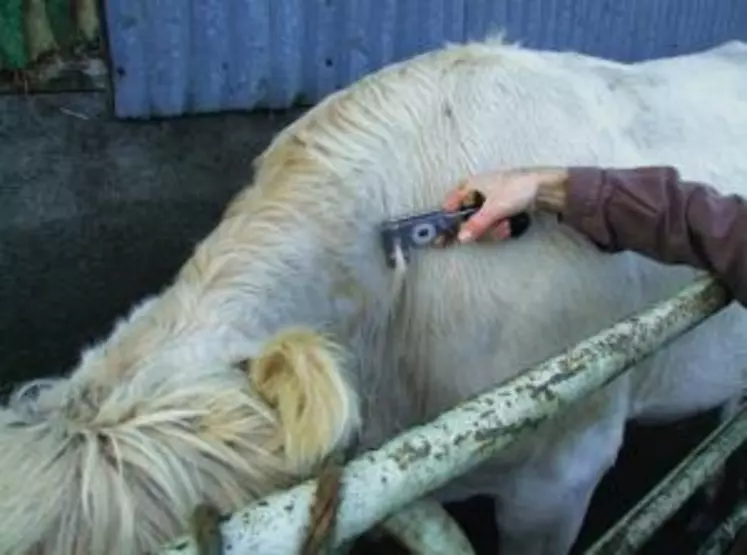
[379,191,532,268]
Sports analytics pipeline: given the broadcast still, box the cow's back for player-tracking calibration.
[320,39,747,439]
[248,38,747,444]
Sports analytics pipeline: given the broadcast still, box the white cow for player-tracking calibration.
[3,37,747,555]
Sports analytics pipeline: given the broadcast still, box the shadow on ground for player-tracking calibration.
[1,92,743,554]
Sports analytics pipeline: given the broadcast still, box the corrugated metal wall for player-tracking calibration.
[104,0,747,119]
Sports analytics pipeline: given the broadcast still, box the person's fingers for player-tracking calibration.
[442,183,471,212]
[470,220,510,243]
[457,202,510,242]
[488,220,511,241]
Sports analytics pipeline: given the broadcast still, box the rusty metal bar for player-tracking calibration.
[584,402,747,555]
[157,277,729,555]
[697,497,747,555]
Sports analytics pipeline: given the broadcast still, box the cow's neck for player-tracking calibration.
[158,206,394,371]
[70,179,401,425]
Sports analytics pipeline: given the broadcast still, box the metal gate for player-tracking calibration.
[154,277,747,554]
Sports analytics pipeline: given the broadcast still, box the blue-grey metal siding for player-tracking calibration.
[104,0,747,119]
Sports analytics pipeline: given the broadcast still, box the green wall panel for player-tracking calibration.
[0,0,101,71]
[0,0,25,69]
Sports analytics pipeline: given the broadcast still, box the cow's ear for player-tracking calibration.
[248,328,360,475]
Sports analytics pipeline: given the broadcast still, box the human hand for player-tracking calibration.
[443,167,569,243]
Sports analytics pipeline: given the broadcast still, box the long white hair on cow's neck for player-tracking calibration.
[0,41,429,555]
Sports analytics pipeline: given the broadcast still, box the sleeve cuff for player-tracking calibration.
[563,167,607,224]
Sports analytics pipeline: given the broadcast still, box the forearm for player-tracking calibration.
[540,166,747,305]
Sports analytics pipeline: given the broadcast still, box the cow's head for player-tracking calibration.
[0,323,361,555]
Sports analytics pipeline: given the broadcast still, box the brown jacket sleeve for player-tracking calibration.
[561,166,747,306]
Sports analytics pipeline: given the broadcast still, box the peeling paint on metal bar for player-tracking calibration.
[584,402,747,555]
[156,277,728,554]
[697,496,747,555]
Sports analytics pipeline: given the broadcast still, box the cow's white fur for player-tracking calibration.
[3,37,747,555]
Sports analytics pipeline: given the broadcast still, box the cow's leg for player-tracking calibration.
[492,387,627,555]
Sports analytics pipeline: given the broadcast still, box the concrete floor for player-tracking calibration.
[0,91,743,553]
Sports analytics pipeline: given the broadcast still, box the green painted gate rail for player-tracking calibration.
[0,0,106,92]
